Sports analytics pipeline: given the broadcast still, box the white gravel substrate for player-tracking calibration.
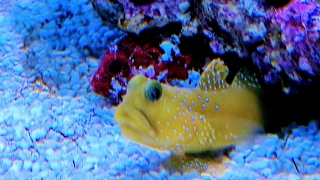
[0,0,319,179]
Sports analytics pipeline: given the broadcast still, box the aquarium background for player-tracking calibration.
[0,0,320,179]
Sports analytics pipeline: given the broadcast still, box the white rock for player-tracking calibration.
[159,40,180,62]
[23,160,33,171]
[29,125,49,142]
[70,70,80,86]
[9,160,23,172]
[0,141,5,152]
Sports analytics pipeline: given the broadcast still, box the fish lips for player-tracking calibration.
[114,105,158,146]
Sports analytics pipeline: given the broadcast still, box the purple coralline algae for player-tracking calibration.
[252,0,320,93]
[199,0,268,57]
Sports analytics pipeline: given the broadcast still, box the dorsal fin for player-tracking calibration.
[231,68,261,92]
[197,58,230,91]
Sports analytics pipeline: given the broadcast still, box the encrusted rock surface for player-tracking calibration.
[252,0,320,93]
[91,0,320,95]
[198,0,269,58]
[90,0,124,23]
[90,24,212,104]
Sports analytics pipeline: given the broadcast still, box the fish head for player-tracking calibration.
[114,75,181,151]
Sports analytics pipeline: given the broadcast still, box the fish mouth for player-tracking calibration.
[114,106,158,147]
[115,107,184,151]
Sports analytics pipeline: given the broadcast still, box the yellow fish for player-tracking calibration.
[115,58,264,155]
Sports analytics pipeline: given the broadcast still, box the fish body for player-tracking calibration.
[115,59,264,154]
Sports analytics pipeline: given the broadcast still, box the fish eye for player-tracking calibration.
[144,80,162,102]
